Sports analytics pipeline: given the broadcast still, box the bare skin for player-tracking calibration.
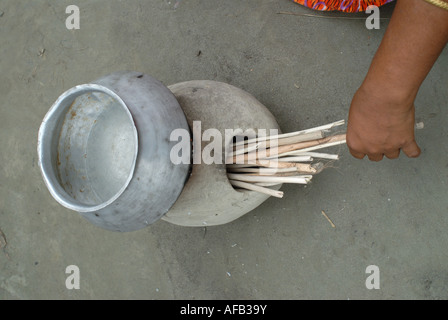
[347,0,448,161]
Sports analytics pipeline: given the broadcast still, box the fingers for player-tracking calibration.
[349,148,385,162]
[367,153,384,162]
[348,144,383,161]
[348,148,365,160]
[348,143,421,161]
[384,149,400,160]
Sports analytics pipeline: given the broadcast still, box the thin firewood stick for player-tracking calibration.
[249,135,341,162]
[270,136,346,158]
[293,163,317,173]
[276,156,313,162]
[253,131,324,149]
[227,160,296,168]
[297,152,339,160]
[232,131,324,149]
[231,131,323,157]
[253,160,294,168]
[254,161,317,173]
[275,131,324,146]
[230,180,284,198]
[321,210,336,228]
[229,160,316,172]
[228,134,346,163]
[227,173,312,184]
[245,171,314,177]
[226,164,259,168]
[229,139,321,163]
[232,120,345,146]
[254,182,283,187]
[244,163,322,175]
[292,139,346,153]
[227,167,299,174]
[232,142,259,156]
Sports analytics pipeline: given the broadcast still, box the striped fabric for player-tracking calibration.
[292,0,395,12]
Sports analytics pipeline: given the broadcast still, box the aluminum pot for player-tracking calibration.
[37,71,191,232]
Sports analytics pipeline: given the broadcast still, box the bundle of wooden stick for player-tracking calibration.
[226,120,347,198]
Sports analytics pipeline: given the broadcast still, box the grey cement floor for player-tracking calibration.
[1,0,448,300]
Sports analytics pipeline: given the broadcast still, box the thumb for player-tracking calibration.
[402,140,421,158]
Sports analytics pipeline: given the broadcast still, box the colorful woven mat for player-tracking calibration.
[292,0,395,12]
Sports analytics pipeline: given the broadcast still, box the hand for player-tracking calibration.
[345,0,448,162]
[346,84,421,161]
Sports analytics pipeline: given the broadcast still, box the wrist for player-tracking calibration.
[358,0,448,112]
[359,75,417,113]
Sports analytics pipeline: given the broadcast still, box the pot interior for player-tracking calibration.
[55,91,137,207]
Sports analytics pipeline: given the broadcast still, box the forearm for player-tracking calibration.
[362,0,448,107]
[347,0,448,160]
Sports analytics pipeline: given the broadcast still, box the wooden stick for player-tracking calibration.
[229,161,323,174]
[297,152,339,160]
[229,134,346,163]
[226,163,259,168]
[230,180,284,198]
[227,160,300,168]
[245,171,313,177]
[232,120,345,147]
[254,182,283,187]
[227,173,312,184]
[254,161,318,173]
[265,135,342,160]
[271,136,346,158]
[229,160,317,172]
[292,137,346,153]
[321,210,336,228]
[232,142,259,156]
[276,131,324,146]
[231,132,323,157]
[243,163,322,175]
[293,163,317,173]
[277,156,313,162]
[232,131,324,149]
[227,167,299,174]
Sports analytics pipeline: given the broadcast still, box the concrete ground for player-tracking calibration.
[1,0,448,300]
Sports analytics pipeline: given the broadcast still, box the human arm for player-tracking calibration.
[346,0,448,161]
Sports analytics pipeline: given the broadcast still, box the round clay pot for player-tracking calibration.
[162,80,282,227]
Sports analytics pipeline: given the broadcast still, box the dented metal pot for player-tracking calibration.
[37,71,191,232]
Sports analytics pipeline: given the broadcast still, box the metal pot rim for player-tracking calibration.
[37,83,139,213]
